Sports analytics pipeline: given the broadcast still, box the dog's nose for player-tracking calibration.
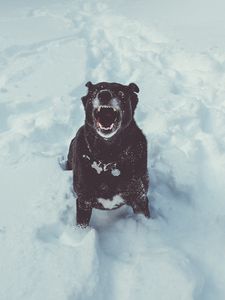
[97,90,112,104]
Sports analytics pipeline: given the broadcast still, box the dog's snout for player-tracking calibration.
[97,90,112,104]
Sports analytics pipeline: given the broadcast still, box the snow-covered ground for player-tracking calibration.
[1,1,225,299]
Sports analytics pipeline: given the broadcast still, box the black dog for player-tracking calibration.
[66,81,150,227]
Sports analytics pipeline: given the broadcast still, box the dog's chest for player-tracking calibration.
[82,154,121,177]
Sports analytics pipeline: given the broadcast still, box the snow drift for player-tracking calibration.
[1,1,225,299]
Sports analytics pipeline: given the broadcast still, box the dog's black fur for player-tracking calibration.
[66,81,150,227]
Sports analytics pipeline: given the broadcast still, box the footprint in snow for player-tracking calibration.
[36,223,63,243]
[36,221,95,248]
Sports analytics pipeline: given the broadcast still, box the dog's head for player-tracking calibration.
[81,81,139,139]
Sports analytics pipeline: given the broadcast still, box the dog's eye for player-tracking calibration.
[118,91,124,98]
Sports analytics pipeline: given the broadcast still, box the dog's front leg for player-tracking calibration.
[76,197,92,228]
[120,177,150,218]
[131,195,150,218]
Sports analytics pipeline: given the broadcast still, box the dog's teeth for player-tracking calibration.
[98,123,114,130]
[97,105,117,110]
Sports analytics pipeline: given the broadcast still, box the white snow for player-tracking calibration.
[1,1,225,300]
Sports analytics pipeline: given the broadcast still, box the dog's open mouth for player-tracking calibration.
[93,106,121,138]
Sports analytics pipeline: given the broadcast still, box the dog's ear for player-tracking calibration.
[85,81,93,89]
[82,81,94,106]
[128,83,139,113]
[128,83,139,93]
